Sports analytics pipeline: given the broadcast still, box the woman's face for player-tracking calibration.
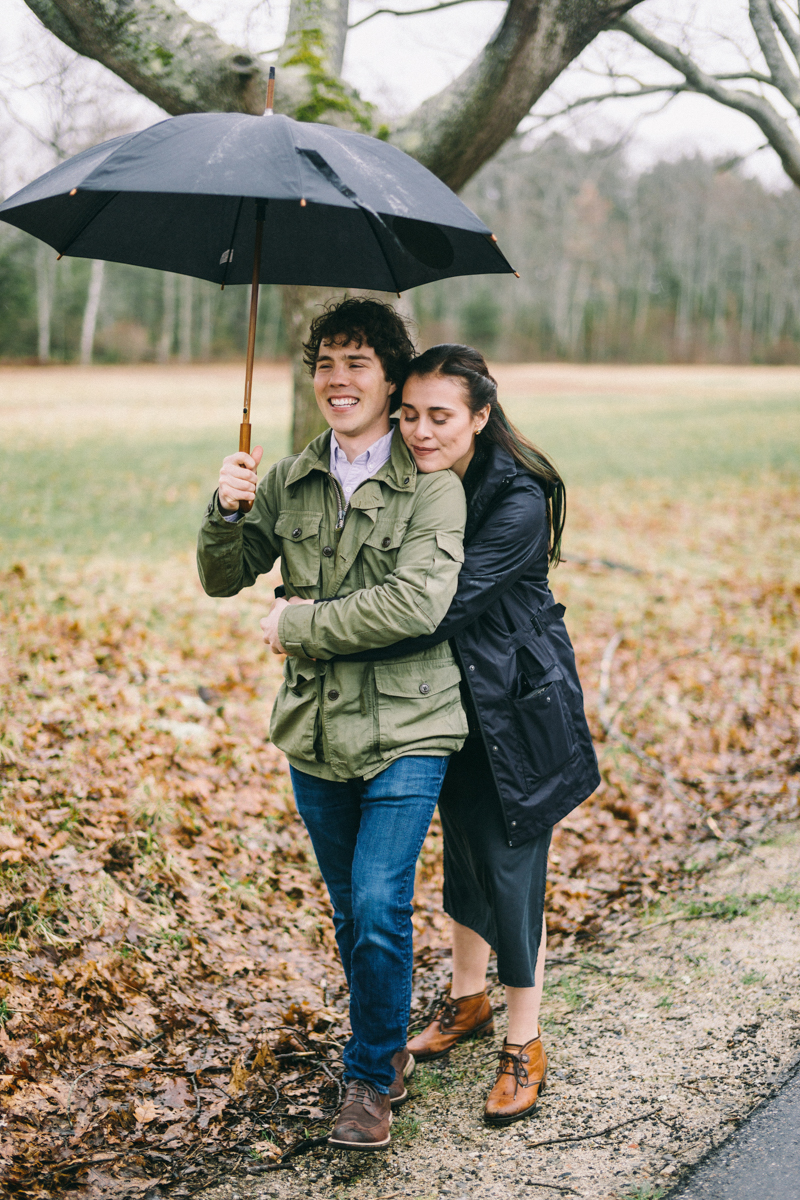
[400,373,490,478]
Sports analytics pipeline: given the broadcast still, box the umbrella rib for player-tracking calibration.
[59,190,120,258]
[358,206,404,295]
[221,196,244,287]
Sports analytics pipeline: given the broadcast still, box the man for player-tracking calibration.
[197,298,467,1150]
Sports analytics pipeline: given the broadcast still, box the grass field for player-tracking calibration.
[1,361,798,563]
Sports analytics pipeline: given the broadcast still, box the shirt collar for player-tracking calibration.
[329,426,394,470]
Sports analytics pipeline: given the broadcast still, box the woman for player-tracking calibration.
[291,344,600,1123]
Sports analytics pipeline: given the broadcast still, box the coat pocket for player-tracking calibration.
[275,511,323,588]
[269,660,318,761]
[512,678,574,785]
[373,661,467,755]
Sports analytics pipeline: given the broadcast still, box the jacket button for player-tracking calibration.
[492,745,499,752]
[546,696,551,703]
[403,476,410,484]
[511,820,517,827]
[508,840,513,847]
[468,664,475,671]
[327,689,339,701]
[322,546,333,557]
[292,527,302,538]
[419,682,431,695]
[381,536,391,548]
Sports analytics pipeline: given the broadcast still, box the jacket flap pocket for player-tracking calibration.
[435,531,464,562]
[364,519,408,551]
[275,512,323,542]
[374,661,461,698]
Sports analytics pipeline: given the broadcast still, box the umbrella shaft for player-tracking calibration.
[242,216,265,424]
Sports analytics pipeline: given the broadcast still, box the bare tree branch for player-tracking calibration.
[749,0,800,110]
[770,0,800,65]
[349,0,494,31]
[392,0,646,191]
[616,12,800,189]
[23,0,268,114]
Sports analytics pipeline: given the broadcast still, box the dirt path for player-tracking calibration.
[194,823,800,1200]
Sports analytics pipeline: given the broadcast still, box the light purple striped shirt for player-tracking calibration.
[329,426,395,504]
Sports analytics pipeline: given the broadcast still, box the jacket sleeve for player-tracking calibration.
[196,468,282,597]
[277,471,466,658]
[338,477,548,662]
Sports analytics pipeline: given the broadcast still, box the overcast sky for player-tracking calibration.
[1,0,795,192]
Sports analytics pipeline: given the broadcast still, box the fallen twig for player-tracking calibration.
[562,554,644,575]
[622,911,730,940]
[523,1108,661,1149]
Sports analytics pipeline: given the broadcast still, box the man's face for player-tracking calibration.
[313,337,395,445]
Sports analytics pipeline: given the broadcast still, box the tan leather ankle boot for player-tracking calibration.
[407,989,493,1061]
[483,1031,547,1125]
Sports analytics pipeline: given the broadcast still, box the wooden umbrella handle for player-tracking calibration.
[238,203,265,514]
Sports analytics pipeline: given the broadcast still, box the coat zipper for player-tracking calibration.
[329,474,347,533]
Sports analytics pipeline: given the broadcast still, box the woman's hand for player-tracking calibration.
[260,599,288,655]
[261,597,314,655]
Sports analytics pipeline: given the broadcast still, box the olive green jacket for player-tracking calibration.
[197,428,468,780]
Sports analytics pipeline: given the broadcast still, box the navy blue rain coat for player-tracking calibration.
[341,441,600,845]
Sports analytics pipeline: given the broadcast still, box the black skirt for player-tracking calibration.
[439,736,551,988]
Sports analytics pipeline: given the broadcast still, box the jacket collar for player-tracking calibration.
[284,424,417,494]
[465,442,518,542]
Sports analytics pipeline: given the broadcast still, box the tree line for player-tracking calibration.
[4,136,800,365]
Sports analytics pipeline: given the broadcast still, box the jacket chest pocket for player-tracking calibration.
[360,519,408,578]
[275,511,323,588]
[511,675,574,786]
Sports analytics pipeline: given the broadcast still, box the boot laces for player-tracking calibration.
[496,1046,530,1088]
[343,1079,377,1109]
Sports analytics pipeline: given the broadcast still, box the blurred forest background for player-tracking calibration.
[6,139,800,365]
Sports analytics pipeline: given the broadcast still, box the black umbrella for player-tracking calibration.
[0,70,516,503]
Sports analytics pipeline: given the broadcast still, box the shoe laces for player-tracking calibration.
[495,1046,530,1088]
[343,1079,378,1109]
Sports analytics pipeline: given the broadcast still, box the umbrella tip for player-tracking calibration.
[265,66,275,115]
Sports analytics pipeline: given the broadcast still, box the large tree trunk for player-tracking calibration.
[282,285,332,454]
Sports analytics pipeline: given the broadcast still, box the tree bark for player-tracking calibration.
[79,257,104,364]
[282,285,332,454]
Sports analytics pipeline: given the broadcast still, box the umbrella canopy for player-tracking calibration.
[0,111,514,292]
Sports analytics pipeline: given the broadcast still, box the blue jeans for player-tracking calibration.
[290,755,448,1093]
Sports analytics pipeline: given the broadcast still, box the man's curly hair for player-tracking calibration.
[303,298,416,404]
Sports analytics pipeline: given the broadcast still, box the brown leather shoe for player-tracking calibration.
[328,1078,392,1150]
[407,989,494,1061]
[483,1032,547,1125]
[388,1047,415,1106]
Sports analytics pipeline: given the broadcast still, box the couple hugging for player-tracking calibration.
[197,298,599,1151]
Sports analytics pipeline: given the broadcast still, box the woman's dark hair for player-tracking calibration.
[406,344,566,565]
[303,297,416,404]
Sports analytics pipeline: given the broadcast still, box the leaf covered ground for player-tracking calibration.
[0,365,798,1197]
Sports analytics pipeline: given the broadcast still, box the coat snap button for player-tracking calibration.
[468,664,475,671]
[419,682,431,695]
[546,696,551,703]
[327,689,339,701]
[511,821,517,827]
[322,546,333,557]
[492,745,499,752]
[292,527,302,538]
[381,536,391,548]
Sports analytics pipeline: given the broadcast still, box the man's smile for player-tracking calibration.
[329,395,360,409]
